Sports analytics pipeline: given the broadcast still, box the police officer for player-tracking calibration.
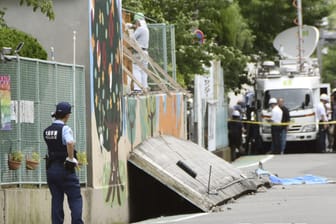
[43,102,83,224]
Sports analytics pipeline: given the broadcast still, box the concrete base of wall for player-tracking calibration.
[0,187,129,224]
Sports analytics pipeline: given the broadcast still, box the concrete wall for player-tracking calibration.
[0,188,129,224]
[0,92,186,223]
[1,1,188,223]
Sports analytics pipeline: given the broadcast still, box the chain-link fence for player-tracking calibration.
[0,57,87,186]
[148,23,176,81]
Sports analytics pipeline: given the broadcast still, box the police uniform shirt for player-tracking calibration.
[271,105,283,123]
[53,120,75,145]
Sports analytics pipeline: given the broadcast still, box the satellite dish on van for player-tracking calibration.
[273,25,319,59]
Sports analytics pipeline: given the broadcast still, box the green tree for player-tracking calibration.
[0,0,53,60]
[0,0,54,28]
[238,0,336,59]
[0,27,48,59]
[123,0,254,91]
[19,0,55,20]
[322,45,336,86]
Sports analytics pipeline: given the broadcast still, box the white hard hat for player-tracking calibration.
[232,110,240,117]
[269,98,277,104]
[320,93,329,101]
[332,88,336,93]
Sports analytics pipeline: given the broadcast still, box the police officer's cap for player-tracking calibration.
[52,102,72,117]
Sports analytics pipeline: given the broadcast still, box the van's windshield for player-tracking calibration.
[263,89,313,110]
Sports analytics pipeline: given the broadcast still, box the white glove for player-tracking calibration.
[125,23,134,30]
[66,157,78,165]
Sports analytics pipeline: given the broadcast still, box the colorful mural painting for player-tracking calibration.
[0,75,11,130]
[158,94,183,136]
[90,0,124,206]
[89,0,186,213]
[126,94,185,146]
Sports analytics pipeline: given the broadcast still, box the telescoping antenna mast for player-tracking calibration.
[293,0,304,72]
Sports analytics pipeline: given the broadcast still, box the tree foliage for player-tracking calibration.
[322,44,336,88]
[127,0,336,91]
[0,27,48,59]
[123,0,254,91]
[19,0,55,20]
[0,0,54,28]
[237,0,336,59]
[0,0,53,60]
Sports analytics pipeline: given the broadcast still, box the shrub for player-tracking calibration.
[0,27,47,59]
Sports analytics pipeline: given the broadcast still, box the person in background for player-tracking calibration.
[325,101,334,152]
[245,91,255,121]
[43,102,83,224]
[317,94,329,153]
[332,88,336,152]
[278,98,290,154]
[268,98,283,154]
[228,110,244,161]
[130,12,150,93]
[233,99,246,119]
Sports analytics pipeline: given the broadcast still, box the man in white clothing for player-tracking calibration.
[317,94,329,152]
[131,12,150,92]
[269,97,283,154]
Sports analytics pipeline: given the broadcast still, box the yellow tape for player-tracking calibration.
[227,119,336,126]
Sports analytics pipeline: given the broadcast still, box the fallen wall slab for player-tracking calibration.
[128,135,262,211]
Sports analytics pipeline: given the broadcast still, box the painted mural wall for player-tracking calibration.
[89,0,186,221]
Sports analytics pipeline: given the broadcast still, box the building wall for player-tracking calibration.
[2,0,90,67]
[1,1,188,223]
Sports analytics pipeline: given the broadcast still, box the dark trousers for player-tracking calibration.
[317,124,327,153]
[47,162,83,224]
[229,130,242,160]
[271,126,282,154]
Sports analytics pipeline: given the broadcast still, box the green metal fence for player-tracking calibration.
[148,23,176,80]
[0,57,87,185]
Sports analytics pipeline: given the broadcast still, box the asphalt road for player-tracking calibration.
[136,153,336,224]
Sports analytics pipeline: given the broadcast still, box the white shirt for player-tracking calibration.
[132,20,149,49]
[317,101,328,122]
[271,105,283,123]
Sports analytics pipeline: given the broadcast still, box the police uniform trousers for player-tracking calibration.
[47,161,83,224]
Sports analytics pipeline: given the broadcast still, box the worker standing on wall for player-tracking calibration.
[128,12,150,93]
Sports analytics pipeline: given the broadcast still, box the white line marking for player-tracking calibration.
[154,213,207,223]
[236,155,274,169]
